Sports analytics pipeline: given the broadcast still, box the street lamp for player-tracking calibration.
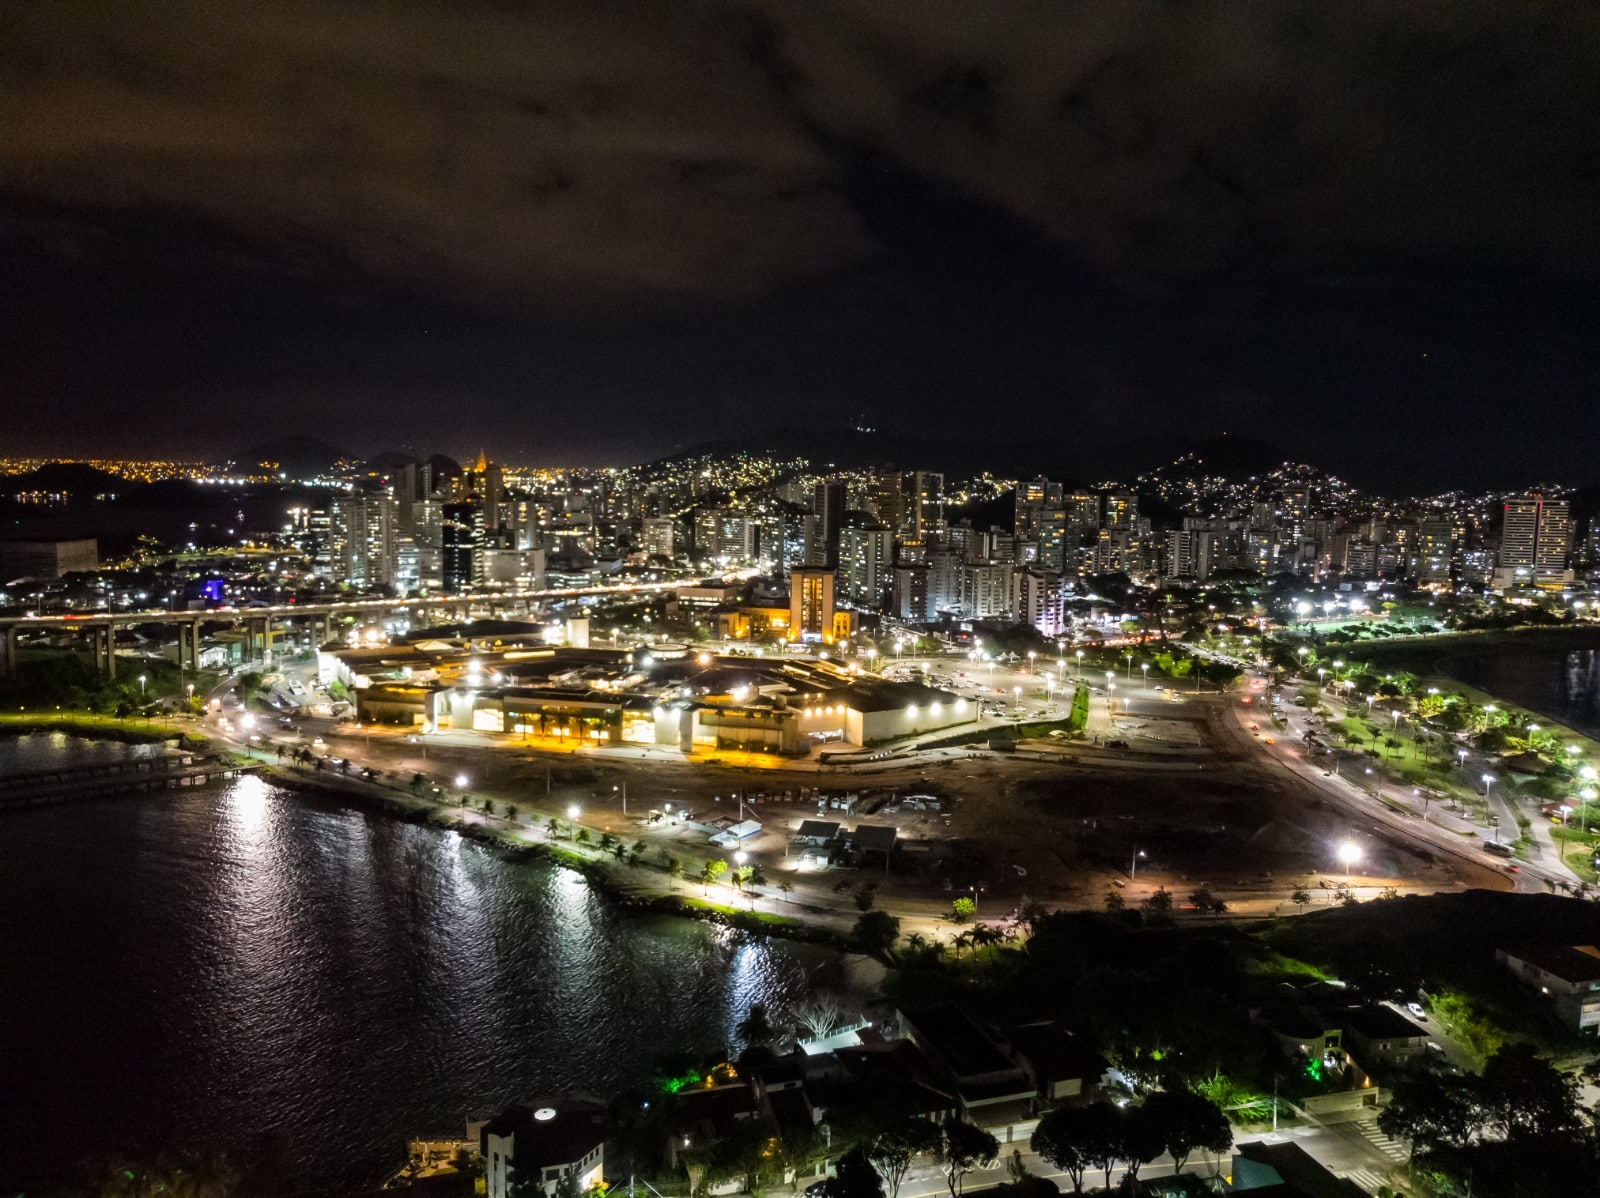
[1125,653,1134,679]
[1336,841,1362,876]
[1481,773,1495,798]
[1130,848,1146,879]
[1075,649,1084,677]
[138,674,147,698]
[1140,662,1149,686]
[614,782,627,814]
[1457,748,1468,768]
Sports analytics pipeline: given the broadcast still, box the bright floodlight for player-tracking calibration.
[1337,842,1362,868]
[567,803,581,819]
[455,774,469,788]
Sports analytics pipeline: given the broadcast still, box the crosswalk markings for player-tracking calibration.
[1351,1119,1408,1161]
[1339,1168,1388,1195]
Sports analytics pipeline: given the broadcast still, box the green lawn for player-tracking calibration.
[0,711,184,742]
[1551,827,1600,884]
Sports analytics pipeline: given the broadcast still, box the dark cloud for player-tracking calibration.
[0,1,1597,486]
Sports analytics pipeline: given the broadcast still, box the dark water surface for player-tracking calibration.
[1439,640,1600,739]
[0,738,827,1189]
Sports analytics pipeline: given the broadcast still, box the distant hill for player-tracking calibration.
[0,461,124,495]
[228,435,351,478]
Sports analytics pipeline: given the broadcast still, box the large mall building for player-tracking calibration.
[328,629,972,754]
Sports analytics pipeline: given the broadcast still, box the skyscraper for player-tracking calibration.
[1413,517,1453,587]
[1105,492,1138,532]
[329,495,399,590]
[838,523,893,609]
[1497,492,1572,585]
[901,471,944,542]
[810,480,847,566]
[442,500,479,593]
[789,567,838,642]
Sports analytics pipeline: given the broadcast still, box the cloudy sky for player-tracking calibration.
[2,1,1596,488]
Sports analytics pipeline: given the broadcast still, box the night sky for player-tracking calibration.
[1,2,1597,490]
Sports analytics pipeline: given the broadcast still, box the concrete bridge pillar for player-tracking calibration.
[1,626,17,679]
[262,615,273,664]
[188,619,202,672]
[103,624,117,678]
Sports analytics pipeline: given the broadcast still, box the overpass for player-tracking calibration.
[0,578,703,678]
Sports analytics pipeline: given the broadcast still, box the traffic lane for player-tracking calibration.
[1223,695,1524,893]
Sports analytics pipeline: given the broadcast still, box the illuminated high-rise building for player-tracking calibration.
[788,567,838,642]
[839,523,893,609]
[1498,492,1571,585]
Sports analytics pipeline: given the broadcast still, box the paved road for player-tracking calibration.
[1224,685,1536,894]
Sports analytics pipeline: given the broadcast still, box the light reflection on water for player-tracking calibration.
[0,757,831,1189]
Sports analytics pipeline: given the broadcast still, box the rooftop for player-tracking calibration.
[1503,944,1600,985]
[1337,1005,1426,1042]
[900,1003,1024,1082]
[479,1096,605,1169]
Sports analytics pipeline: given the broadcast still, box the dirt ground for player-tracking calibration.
[336,689,1508,921]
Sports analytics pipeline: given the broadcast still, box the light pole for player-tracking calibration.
[1130,848,1146,879]
[1140,662,1149,687]
[455,773,469,809]
[614,782,626,814]
[138,674,147,699]
[1336,841,1362,878]
[568,802,581,840]
[1075,649,1084,678]
[1125,653,1134,679]
[1482,773,1495,799]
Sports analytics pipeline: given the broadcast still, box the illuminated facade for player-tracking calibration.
[789,567,836,641]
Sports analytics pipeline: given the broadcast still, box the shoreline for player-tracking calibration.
[260,762,867,955]
[0,725,866,953]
